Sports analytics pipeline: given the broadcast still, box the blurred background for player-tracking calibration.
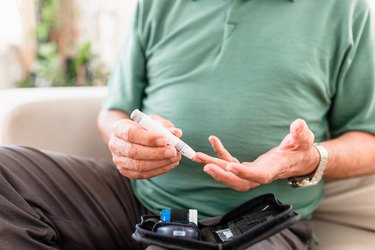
[0,0,136,89]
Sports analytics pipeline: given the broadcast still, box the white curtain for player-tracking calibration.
[75,0,137,71]
[0,0,24,89]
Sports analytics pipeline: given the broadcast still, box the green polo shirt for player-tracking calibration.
[103,0,375,219]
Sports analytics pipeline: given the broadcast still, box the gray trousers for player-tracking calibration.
[0,146,312,250]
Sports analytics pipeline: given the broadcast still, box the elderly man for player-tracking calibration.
[1,0,375,249]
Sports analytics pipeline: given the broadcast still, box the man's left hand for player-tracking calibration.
[193,119,320,192]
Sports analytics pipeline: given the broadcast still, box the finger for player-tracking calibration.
[150,114,175,129]
[279,119,314,150]
[110,135,177,160]
[208,136,239,163]
[290,119,315,150]
[169,128,183,138]
[194,152,229,168]
[119,162,180,179]
[114,119,168,147]
[203,164,256,192]
[149,115,183,138]
[114,155,181,172]
[226,163,273,185]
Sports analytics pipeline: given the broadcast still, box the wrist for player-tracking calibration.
[306,143,322,176]
[288,143,329,188]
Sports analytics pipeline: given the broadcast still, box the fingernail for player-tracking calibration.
[156,138,167,146]
[194,158,203,164]
[205,169,215,178]
[165,147,176,158]
[169,127,179,133]
[192,154,202,163]
[170,128,183,138]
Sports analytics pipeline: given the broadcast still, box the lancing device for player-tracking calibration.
[130,109,196,160]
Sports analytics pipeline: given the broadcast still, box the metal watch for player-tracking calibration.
[288,143,329,188]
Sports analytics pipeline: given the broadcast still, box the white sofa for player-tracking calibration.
[0,86,374,249]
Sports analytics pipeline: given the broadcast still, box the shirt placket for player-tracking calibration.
[224,0,241,40]
[216,0,242,60]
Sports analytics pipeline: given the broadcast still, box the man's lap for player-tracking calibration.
[0,145,312,249]
[314,175,375,231]
[0,145,148,249]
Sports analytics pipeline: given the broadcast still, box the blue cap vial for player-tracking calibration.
[160,209,171,222]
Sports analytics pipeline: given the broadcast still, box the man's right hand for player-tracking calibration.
[108,116,182,179]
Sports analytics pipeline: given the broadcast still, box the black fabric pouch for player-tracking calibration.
[132,193,301,250]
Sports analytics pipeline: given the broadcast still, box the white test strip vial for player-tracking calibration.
[130,109,196,160]
[188,209,198,225]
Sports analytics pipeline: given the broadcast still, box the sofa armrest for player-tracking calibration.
[0,86,111,161]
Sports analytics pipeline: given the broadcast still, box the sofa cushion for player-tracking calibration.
[0,87,111,161]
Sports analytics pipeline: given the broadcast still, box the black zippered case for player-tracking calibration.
[132,193,301,250]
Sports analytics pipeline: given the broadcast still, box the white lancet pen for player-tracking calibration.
[130,109,196,160]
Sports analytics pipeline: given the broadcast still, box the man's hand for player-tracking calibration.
[108,115,182,179]
[193,119,320,192]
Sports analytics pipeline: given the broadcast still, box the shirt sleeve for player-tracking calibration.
[101,1,147,114]
[328,6,375,138]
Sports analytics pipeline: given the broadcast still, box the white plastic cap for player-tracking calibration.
[130,109,143,123]
[180,144,196,160]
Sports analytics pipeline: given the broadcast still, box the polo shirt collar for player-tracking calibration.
[192,0,298,2]
[193,0,298,1]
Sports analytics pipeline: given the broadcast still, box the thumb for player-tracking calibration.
[279,119,314,150]
[289,119,315,150]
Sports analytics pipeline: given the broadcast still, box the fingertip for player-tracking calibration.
[203,164,211,173]
[170,128,183,138]
[195,152,209,160]
[203,164,216,177]
[194,152,203,159]
[290,119,305,136]
[192,154,203,164]
[210,136,223,147]
[290,119,314,147]
[194,153,212,165]
[209,136,224,151]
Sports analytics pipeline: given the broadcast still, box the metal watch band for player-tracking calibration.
[288,143,329,188]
